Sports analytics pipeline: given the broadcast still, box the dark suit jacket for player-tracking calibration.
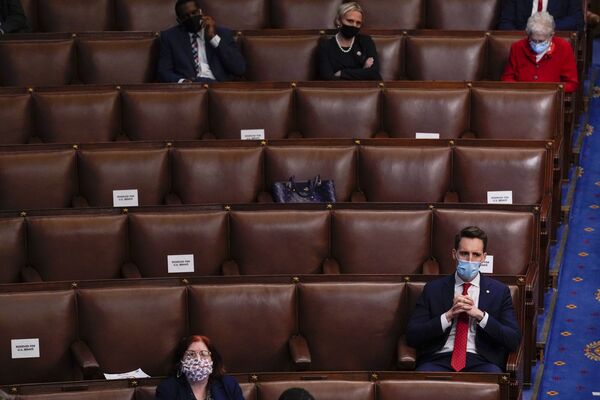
[498,0,584,31]
[157,24,246,82]
[0,0,30,33]
[155,375,244,400]
[406,274,521,369]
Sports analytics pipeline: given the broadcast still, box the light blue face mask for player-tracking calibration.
[529,40,550,54]
[456,259,481,282]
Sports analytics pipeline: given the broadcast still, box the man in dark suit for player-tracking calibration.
[157,0,246,83]
[406,226,521,372]
[0,0,30,34]
[498,0,584,31]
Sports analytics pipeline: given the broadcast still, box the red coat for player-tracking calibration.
[501,37,578,93]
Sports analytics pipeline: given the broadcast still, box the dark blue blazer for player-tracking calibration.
[498,0,584,31]
[155,375,244,400]
[157,24,246,82]
[406,274,521,370]
[0,0,30,33]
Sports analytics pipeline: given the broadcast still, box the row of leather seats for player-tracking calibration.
[0,30,577,86]
[5,373,509,400]
[0,82,563,144]
[19,0,502,32]
[0,277,524,397]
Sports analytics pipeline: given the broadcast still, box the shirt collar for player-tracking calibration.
[454,272,481,288]
[189,27,205,40]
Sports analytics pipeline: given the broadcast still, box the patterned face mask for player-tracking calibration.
[181,356,213,383]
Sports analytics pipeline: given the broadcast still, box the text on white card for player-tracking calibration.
[113,189,139,207]
[241,129,265,140]
[168,254,195,273]
[487,190,513,204]
[480,255,494,273]
[415,132,440,139]
[11,338,40,359]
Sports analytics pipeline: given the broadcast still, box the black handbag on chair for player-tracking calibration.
[272,175,336,203]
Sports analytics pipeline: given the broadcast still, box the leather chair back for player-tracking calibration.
[0,218,26,283]
[426,0,500,29]
[114,0,174,31]
[372,35,404,80]
[201,0,269,29]
[0,92,31,144]
[270,0,342,28]
[37,0,113,32]
[361,0,423,29]
[379,380,500,400]
[257,381,376,400]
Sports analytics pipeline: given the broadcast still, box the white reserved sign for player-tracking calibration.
[487,190,513,204]
[415,132,440,139]
[11,338,40,359]
[168,254,195,273]
[113,189,139,207]
[241,129,265,140]
[104,368,151,380]
[480,255,494,273]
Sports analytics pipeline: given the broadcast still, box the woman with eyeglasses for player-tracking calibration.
[155,335,244,400]
[501,11,578,92]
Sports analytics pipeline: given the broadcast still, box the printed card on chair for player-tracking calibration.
[11,338,40,359]
[487,190,513,204]
[113,189,139,207]
[241,129,265,140]
[168,254,195,273]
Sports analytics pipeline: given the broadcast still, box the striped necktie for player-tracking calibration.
[190,32,200,76]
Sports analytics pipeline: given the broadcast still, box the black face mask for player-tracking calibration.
[181,15,203,33]
[339,24,360,39]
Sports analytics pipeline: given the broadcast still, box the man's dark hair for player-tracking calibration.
[454,226,487,251]
[175,0,200,19]
[278,388,316,400]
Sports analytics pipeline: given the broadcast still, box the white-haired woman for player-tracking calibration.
[501,11,578,92]
[317,2,381,80]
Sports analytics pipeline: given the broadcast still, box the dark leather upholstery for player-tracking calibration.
[17,389,135,400]
[121,88,208,141]
[359,146,452,201]
[128,212,228,277]
[426,0,500,29]
[361,0,423,29]
[36,0,113,32]
[0,290,79,384]
[0,93,31,144]
[383,88,469,138]
[296,88,381,138]
[201,0,268,29]
[269,0,342,28]
[230,211,329,274]
[257,381,376,400]
[171,147,263,204]
[0,218,26,284]
[114,0,174,31]
[188,284,296,372]
[209,88,294,140]
[378,380,500,400]
[372,35,404,80]
[486,35,521,80]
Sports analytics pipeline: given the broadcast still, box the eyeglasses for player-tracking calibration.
[183,350,211,360]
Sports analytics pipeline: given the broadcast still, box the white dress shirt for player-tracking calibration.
[438,273,489,355]
[531,0,549,15]
[178,28,221,82]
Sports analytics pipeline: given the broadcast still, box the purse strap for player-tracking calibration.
[287,175,321,197]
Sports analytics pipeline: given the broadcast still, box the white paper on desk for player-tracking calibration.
[103,368,151,380]
[415,132,440,139]
[11,338,40,359]
[241,129,265,140]
[113,189,139,207]
[480,255,494,273]
[168,254,195,273]
[487,190,513,204]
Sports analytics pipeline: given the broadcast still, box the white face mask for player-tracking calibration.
[181,357,213,383]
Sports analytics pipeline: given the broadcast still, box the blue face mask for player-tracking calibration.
[529,40,550,54]
[456,259,481,282]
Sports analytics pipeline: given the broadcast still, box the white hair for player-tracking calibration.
[334,2,364,27]
[526,11,555,37]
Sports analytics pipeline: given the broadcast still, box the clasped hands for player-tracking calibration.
[445,294,485,323]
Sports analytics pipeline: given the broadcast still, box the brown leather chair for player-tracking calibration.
[229,210,330,275]
[0,92,31,144]
[188,283,297,372]
[378,380,501,400]
[201,0,269,29]
[121,88,208,141]
[0,290,80,384]
[76,37,158,84]
[25,215,129,282]
[170,147,263,204]
[17,389,135,400]
[240,383,257,400]
[241,35,319,81]
[426,0,500,29]
[297,282,406,370]
[486,34,521,80]
[372,35,404,80]
[0,149,78,210]
[20,0,37,31]
[0,39,75,86]
[331,210,433,274]
[470,87,560,140]
[405,36,486,81]
[257,381,376,400]
[208,87,294,139]
[32,90,120,143]
[36,0,114,32]
[128,211,229,277]
[382,87,469,139]
[114,0,174,31]
[264,146,357,202]
[295,87,382,138]
[77,148,170,207]
[77,286,187,377]
[358,146,452,202]
[0,218,26,284]
[269,0,342,28]
[360,0,423,29]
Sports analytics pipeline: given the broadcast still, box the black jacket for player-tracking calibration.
[0,0,30,34]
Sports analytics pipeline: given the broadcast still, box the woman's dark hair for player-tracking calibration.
[278,388,316,400]
[172,335,226,380]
